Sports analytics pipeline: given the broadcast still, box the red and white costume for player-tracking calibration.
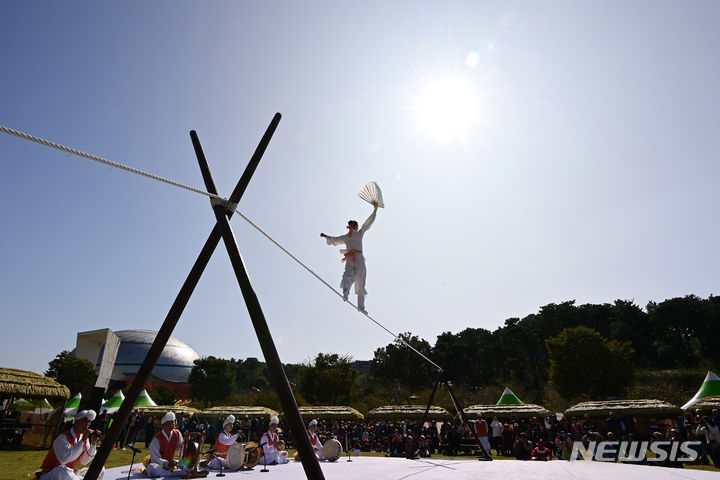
[532,441,553,460]
[324,210,376,312]
[147,427,184,477]
[208,415,240,470]
[260,417,288,465]
[474,418,491,456]
[39,428,102,480]
[307,423,324,460]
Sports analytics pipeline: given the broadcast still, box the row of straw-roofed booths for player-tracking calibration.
[4,365,720,449]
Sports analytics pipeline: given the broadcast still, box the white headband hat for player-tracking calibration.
[270,416,279,425]
[161,411,176,425]
[75,410,97,422]
[224,415,236,427]
[309,419,318,427]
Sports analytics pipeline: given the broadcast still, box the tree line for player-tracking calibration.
[45,294,719,412]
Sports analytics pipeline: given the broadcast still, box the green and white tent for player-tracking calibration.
[101,390,125,414]
[682,371,720,410]
[135,389,157,407]
[64,393,82,420]
[497,387,524,405]
[12,398,34,408]
[33,398,55,415]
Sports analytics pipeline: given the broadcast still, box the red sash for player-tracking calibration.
[260,431,278,457]
[41,429,83,473]
[308,429,321,449]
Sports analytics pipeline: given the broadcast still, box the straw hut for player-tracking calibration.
[135,405,200,416]
[199,405,279,420]
[0,367,70,402]
[464,403,550,420]
[295,406,364,421]
[0,367,70,448]
[565,399,682,438]
[366,405,451,421]
[690,395,720,413]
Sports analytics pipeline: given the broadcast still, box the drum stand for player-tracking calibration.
[126,444,141,480]
[260,450,269,473]
[206,451,224,477]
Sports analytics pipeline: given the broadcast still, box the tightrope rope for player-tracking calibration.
[0,125,443,372]
[0,125,229,205]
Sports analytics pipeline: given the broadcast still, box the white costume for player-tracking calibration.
[260,416,288,465]
[146,412,185,478]
[307,419,324,460]
[39,410,104,480]
[208,415,239,470]
[324,210,376,312]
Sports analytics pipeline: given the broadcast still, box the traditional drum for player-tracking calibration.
[226,441,261,470]
[322,438,343,462]
[226,443,246,470]
[245,441,261,469]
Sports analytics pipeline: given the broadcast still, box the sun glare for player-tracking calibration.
[412,76,478,142]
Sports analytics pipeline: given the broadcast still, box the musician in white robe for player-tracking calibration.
[260,416,288,465]
[38,410,104,480]
[146,412,185,478]
[208,415,239,470]
[321,202,378,313]
[307,419,324,460]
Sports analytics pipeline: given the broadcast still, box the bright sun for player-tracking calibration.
[412,76,478,142]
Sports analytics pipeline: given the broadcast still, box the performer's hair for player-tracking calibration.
[348,220,358,228]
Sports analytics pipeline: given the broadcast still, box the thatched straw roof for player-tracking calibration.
[135,405,199,416]
[681,395,720,412]
[465,403,550,419]
[0,367,70,401]
[565,399,681,417]
[199,406,279,419]
[295,406,364,420]
[366,405,451,421]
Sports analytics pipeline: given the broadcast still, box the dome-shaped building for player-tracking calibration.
[106,330,201,384]
[76,328,201,386]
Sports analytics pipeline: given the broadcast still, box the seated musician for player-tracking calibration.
[307,419,324,460]
[260,416,288,465]
[146,412,185,477]
[38,410,103,480]
[207,415,239,470]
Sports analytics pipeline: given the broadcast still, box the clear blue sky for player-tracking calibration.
[1,1,719,375]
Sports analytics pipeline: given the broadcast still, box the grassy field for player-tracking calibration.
[3,446,716,480]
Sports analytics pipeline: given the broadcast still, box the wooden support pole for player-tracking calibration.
[191,130,325,480]
[84,114,281,480]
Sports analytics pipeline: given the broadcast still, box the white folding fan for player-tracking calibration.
[358,181,385,208]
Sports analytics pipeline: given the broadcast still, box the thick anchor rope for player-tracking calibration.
[0,125,443,372]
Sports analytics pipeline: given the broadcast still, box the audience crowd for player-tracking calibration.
[88,407,720,469]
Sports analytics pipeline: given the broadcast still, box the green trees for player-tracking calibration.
[298,353,357,405]
[546,326,635,400]
[188,356,236,407]
[45,350,97,397]
[370,333,435,391]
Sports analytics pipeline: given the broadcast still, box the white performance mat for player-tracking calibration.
[103,456,718,480]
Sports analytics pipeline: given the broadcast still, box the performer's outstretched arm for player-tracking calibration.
[321,232,346,246]
[361,203,378,232]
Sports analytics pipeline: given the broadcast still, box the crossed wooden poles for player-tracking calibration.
[419,371,492,461]
[85,113,325,480]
